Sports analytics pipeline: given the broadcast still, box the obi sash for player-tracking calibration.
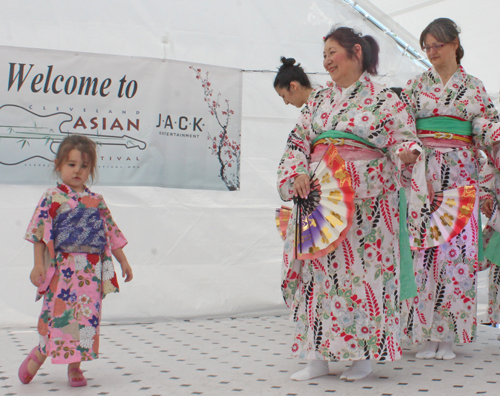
[485,231,500,267]
[312,130,388,153]
[312,130,416,300]
[416,116,472,143]
[53,207,107,254]
[484,204,500,267]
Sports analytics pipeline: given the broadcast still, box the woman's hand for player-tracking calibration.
[398,149,421,164]
[482,199,494,219]
[293,174,311,199]
[30,265,46,287]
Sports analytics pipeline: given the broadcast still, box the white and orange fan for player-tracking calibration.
[422,185,476,248]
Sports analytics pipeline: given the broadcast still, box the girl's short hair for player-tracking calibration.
[55,135,98,183]
[273,57,312,90]
[419,18,464,64]
[323,26,380,75]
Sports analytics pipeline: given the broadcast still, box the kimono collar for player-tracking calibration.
[307,87,319,101]
[57,182,90,195]
[428,65,467,86]
[305,87,318,105]
[326,71,372,94]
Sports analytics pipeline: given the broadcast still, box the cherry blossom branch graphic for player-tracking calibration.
[190,66,241,191]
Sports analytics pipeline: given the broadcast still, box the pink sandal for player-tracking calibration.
[68,367,87,387]
[18,346,43,384]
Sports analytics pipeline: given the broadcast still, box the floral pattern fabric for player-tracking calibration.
[25,183,127,363]
[479,156,500,324]
[401,66,500,344]
[278,73,425,362]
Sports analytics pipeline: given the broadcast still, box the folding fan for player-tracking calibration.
[423,185,476,248]
[290,144,355,260]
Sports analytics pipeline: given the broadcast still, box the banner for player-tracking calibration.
[0,46,242,191]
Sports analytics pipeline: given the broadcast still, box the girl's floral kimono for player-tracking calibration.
[278,72,427,362]
[25,183,127,363]
[401,66,500,344]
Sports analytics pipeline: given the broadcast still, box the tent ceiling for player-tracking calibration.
[1,0,497,99]
[372,0,447,17]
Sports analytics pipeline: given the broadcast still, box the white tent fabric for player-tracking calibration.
[0,0,487,328]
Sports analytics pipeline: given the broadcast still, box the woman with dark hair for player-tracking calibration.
[401,18,500,360]
[274,57,314,108]
[277,26,427,381]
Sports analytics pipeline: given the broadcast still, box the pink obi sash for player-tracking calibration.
[311,142,385,163]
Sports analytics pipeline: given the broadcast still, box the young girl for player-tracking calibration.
[18,135,133,387]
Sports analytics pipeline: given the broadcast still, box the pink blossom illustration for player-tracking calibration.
[190,66,240,191]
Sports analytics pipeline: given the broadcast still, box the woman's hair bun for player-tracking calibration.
[280,57,296,67]
[274,56,311,89]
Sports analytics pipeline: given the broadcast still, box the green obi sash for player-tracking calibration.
[416,117,472,136]
[312,130,388,153]
[485,231,500,267]
[399,188,417,300]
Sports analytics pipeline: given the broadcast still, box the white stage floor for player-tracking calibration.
[1,316,499,396]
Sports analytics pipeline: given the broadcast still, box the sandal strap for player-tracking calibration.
[68,367,84,375]
[28,347,44,367]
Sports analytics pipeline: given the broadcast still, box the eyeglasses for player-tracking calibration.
[422,43,446,53]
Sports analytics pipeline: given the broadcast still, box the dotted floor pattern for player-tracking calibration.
[1,316,500,396]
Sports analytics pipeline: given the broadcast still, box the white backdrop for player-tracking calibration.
[0,0,446,328]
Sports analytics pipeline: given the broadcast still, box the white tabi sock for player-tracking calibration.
[435,341,456,360]
[415,341,438,359]
[290,360,329,381]
[340,360,372,381]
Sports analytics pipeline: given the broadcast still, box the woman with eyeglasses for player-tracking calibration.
[277,26,427,381]
[401,18,500,360]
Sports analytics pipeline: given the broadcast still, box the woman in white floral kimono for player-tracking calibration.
[401,18,500,360]
[278,26,427,381]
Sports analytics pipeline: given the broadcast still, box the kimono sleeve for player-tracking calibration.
[382,92,430,248]
[277,105,314,201]
[472,79,500,148]
[24,189,56,257]
[379,89,425,189]
[24,189,59,300]
[98,196,128,251]
[383,89,423,162]
[478,153,496,202]
[401,77,419,120]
